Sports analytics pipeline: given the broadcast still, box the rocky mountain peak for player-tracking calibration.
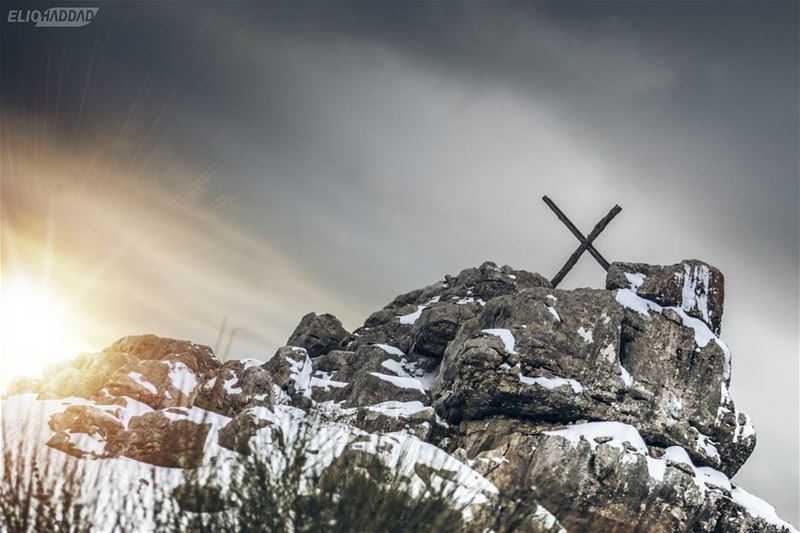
[2,259,794,532]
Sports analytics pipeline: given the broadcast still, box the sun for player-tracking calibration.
[0,277,92,385]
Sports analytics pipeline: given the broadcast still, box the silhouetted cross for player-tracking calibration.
[543,196,621,288]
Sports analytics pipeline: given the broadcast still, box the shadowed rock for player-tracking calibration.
[287,313,350,357]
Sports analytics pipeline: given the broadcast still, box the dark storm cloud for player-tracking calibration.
[1,1,797,524]
[4,1,796,251]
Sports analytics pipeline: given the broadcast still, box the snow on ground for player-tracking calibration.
[619,366,633,386]
[455,297,486,306]
[286,352,347,397]
[715,383,755,443]
[1,388,498,531]
[350,430,498,515]
[691,425,721,461]
[599,344,615,361]
[237,358,264,369]
[732,486,797,531]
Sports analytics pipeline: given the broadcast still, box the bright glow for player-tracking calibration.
[0,278,92,385]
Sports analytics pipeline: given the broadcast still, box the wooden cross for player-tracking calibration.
[543,195,621,288]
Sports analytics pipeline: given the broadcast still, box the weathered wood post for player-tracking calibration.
[543,195,621,288]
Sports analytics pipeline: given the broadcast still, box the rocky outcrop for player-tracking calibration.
[430,279,752,476]
[5,260,794,532]
[455,418,786,532]
[287,313,350,357]
[121,411,211,468]
[7,335,219,401]
[606,259,725,334]
[194,358,272,417]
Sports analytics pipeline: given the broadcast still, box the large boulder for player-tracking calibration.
[287,313,350,357]
[607,259,725,334]
[104,359,201,410]
[6,335,220,401]
[15,350,136,399]
[120,411,211,468]
[348,261,551,360]
[11,260,792,533]
[103,335,220,376]
[217,406,274,455]
[194,359,272,417]
[454,418,793,533]
[432,284,754,476]
[46,404,127,459]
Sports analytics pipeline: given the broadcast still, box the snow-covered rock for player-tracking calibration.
[1,260,794,532]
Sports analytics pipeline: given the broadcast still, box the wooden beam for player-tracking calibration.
[542,196,616,269]
[547,201,622,288]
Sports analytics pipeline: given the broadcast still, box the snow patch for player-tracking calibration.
[577,327,594,344]
[167,362,198,396]
[681,263,711,324]
[519,374,583,394]
[374,343,405,357]
[731,486,798,531]
[380,358,435,391]
[600,343,616,363]
[237,358,263,369]
[398,296,441,325]
[128,372,157,395]
[691,425,721,461]
[366,401,429,418]
[368,372,426,394]
[482,328,517,354]
[625,272,646,289]
[619,366,633,387]
[223,375,243,395]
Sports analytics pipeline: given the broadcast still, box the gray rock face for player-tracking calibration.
[287,312,350,357]
[455,417,787,533]
[217,407,273,455]
[347,261,550,360]
[15,259,795,533]
[47,404,126,459]
[431,277,753,476]
[104,359,201,409]
[104,335,221,376]
[194,359,273,417]
[121,411,210,468]
[6,335,220,401]
[607,259,725,334]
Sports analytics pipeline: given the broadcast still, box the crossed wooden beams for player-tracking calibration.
[543,196,622,288]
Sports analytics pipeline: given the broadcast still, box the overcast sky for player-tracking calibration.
[1,1,797,523]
